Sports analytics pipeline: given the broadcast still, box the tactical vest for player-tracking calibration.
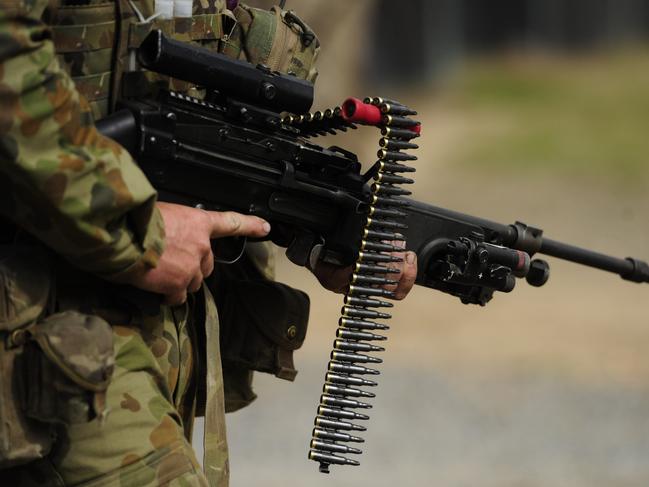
[46,0,319,120]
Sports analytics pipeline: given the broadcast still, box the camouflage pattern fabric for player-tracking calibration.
[0,0,165,283]
[0,1,318,485]
[0,302,208,486]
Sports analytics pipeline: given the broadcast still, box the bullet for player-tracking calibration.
[362,228,403,241]
[334,339,385,353]
[354,262,400,276]
[368,206,408,219]
[318,405,370,421]
[326,372,378,387]
[358,251,403,263]
[328,361,381,376]
[304,112,314,122]
[341,306,392,319]
[331,351,383,364]
[377,149,418,162]
[339,317,390,331]
[314,414,367,431]
[344,295,393,308]
[379,103,417,116]
[310,439,363,455]
[379,161,417,173]
[336,328,387,342]
[352,274,397,286]
[308,450,360,467]
[323,383,376,399]
[383,114,420,128]
[371,183,413,197]
[282,115,294,124]
[324,108,334,118]
[312,427,365,443]
[370,96,403,106]
[370,194,410,207]
[360,240,404,254]
[313,111,324,120]
[348,284,396,298]
[351,272,398,286]
[367,217,408,230]
[362,96,374,104]
[375,173,415,186]
[320,394,372,409]
[379,137,419,150]
[381,126,420,140]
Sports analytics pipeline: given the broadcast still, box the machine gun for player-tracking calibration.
[97,30,649,473]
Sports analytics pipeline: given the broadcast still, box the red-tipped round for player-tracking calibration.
[411,123,422,135]
[341,98,382,126]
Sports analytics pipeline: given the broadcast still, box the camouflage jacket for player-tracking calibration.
[0,0,165,285]
[0,0,318,285]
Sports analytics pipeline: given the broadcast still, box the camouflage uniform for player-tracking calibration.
[0,1,318,486]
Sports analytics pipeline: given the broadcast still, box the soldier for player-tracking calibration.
[0,1,417,486]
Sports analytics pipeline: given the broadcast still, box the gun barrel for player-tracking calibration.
[138,30,314,114]
[540,238,649,283]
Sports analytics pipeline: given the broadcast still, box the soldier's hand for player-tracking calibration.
[312,240,417,300]
[132,202,270,305]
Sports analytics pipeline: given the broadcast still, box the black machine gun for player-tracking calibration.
[97,30,649,473]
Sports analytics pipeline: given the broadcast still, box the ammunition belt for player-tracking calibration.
[284,97,420,473]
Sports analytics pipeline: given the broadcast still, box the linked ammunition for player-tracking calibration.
[325,372,378,387]
[341,306,392,319]
[333,339,385,353]
[339,317,390,331]
[383,114,420,127]
[354,262,400,276]
[379,137,419,150]
[323,383,376,398]
[379,103,416,115]
[320,394,372,409]
[357,251,403,263]
[379,161,417,173]
[377,149,418,162]
[348,284,396,298]
[308,450,360,467]
[367,217,408,230]
[344,295,394,308]
[351,272,398,286]
[375,173,415,185]
[312,427,365,443]
[370,194,410,207]
[328,361,381,376]
[371,183,413,196]
[310,439,362,455]
[381,126,420,140]
[362,229,403,241]
[360,240,404,254]
[314,415,367,431]
[369,206,408,219]
[331,351,383,364]
[318,405,370,421]
[336,328,387,342]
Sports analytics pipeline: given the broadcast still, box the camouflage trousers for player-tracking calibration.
[0,294,225,486]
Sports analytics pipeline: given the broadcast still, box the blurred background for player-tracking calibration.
[196,1,649,485]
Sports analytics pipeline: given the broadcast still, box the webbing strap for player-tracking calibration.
[202,285,230,486]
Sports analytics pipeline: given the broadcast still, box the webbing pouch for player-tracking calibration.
[219,279,310,381]
[0,246,115,469]
[16,311,114,426]
[0,246,53,468]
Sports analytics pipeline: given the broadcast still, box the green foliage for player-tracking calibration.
[444,49,649,186]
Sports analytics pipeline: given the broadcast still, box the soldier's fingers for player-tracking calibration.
[201,249,215,279]
[207,211,271,239]
[382,240,406,292]
[165,289,188,306]
[394,251,417,300]
[187,273,203,294]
